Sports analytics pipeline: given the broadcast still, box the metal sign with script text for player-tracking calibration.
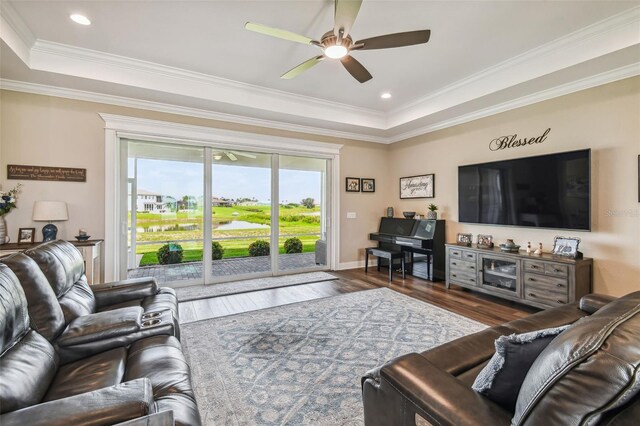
[489,128,551,151]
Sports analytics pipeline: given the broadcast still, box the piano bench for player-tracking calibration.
[365,248,406,282]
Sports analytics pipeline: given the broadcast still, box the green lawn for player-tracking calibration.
[133,205,322,266]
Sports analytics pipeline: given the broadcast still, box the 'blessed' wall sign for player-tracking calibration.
[489,128,551,151]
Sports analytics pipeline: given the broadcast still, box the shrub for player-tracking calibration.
[248,240,270,257]
[157,243,183,265]
[284,237,303,254]
[211,241,225,260]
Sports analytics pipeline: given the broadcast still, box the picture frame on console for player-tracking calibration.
[400,174,434,199]
[477,234,494,249]
[552,236,582,258]
[456,233,473,246]
[17,227,35,244]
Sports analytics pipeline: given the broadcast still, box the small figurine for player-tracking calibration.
[534,242,543,255]
[526,242,531,254]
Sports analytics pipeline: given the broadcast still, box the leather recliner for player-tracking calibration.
[1,240,180,362]
[0,263,200,425]
[362,291,640,425]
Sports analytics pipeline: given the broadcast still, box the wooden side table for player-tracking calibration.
[0,239,104,284]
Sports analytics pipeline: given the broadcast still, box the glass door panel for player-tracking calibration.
[277,155,328,273]
[209,150,273,281]
[125,141,205,285]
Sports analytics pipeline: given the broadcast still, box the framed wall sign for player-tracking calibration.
[7,164,86,182]
[399,174,434,199]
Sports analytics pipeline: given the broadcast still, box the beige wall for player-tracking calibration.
[2,76,639,296]
[0,90,389,266]
[389,76,640,296]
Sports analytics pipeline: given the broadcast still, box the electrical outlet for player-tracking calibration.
[346,212,357,219]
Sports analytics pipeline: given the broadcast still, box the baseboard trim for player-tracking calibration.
[337,260,375,270]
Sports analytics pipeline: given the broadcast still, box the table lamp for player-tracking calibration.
[32,201,68,242]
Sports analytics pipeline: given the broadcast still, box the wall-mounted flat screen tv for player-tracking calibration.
[458,149,591,230]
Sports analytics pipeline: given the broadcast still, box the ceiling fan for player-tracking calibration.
[244,0,430,83]
[212,151,257,161]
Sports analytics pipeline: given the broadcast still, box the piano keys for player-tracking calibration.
[369,217,446,281]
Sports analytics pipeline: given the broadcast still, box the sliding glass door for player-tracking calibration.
[277,155,328,273]
[121,139,331,286]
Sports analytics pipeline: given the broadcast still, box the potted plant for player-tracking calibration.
[0,183,22,244]
[427,203,438,219]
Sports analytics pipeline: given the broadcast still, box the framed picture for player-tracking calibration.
[477,234,493,249]
[361,178,375,193]
[346,177,360,192]
[456,233,473,246]
[17,228,35,244]
[400,174,434,199]
[552,236,582,258]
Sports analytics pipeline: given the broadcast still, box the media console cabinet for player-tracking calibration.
[445,244,592,309]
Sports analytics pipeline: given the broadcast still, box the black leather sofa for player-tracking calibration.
[362,291,640,425]
[0,241,201,425]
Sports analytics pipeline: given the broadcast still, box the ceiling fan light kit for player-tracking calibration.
[244,0,430,83]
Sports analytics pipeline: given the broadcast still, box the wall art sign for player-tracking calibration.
[7,164,86,182]
[489,128,551,152]
[400,174,434,199]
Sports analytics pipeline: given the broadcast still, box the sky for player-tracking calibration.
[135,159,322,204]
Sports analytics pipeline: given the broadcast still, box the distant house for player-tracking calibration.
[237,200,258,206]
[212,197,233,207]
[136,189,166,212]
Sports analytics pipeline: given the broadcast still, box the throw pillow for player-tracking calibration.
[471,324,570,411]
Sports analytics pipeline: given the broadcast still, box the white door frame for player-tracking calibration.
[102,114,342,283]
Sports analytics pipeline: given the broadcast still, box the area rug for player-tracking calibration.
[181,288,487,425]
[175,271,337,302]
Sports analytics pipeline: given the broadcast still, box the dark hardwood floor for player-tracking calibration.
[178,268,538,325]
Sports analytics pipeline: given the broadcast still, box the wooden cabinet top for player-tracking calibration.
[445,243,592,264]
[0,239,103,251]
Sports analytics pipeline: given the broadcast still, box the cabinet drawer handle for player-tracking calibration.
[452,274,457,277]
[553,268,562,273]
[470,278,475,282]
[556,283,564,288]
[528,277,536,281]
[452,262,457,266]
[530,265,539,269]
[528,293,536,297]
[557,300,565,304]
[469,265,475,269]
[466,254,473,258]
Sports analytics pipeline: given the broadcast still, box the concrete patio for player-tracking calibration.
[127,252,319,284]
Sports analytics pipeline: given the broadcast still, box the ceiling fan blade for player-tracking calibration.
[334,0,363,38]
[281,55,324,80]
[245,22,315,45]
[230,151,257,159]
[226,152,238,161]
[340,55,372,83]
[354,30,431,50]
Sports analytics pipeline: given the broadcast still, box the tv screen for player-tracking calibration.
[458,149,591,230]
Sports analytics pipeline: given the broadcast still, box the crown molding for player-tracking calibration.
[27,39,386,129]
[0,79,388,144]
[387,62,640,143]
[387,6,640,128]
[0,1,34,64]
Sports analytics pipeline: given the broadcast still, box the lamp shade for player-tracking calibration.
[32,201,69,222]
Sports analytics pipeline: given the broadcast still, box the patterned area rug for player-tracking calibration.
[181,288,487,425]
[175,271,337,302]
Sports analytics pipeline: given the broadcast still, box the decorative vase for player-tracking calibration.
[427,211,437,219]
[0,216,8,245]
[386,207,394,218]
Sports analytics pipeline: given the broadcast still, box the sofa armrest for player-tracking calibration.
[58,307,143,347]
[115,411,174,426]
[579,293,617,315]
[93,278,159,308]
[0,378,154,426]
[376,353,511,426]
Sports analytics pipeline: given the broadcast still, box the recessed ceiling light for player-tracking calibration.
[70,14,91,26]
[380,92,392,99]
